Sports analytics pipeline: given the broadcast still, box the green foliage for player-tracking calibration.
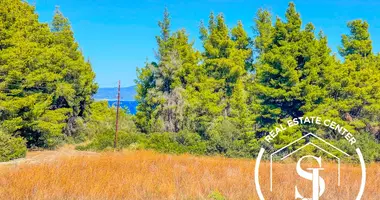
[133,4,380,162]
[2,1,380,162]
[135,10,256,157]
[0,1,97,149]
[253,3,338,149]
[0,131,27,162]
[135,9,201,133]
[339,20,372,58]
[309,19,380,161]
[145,131,207,155]
[78,101,137,139]
[208,190,227,200]
[75,101,139,150]
[193,14,254,134]
[76,130,144,151]
[78,130,207,155]
[355,133,380,162]
[206,119,252,157]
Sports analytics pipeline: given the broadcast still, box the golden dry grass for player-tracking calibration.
[0,150,378,200]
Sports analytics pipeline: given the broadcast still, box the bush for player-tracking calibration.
[175,130,207,154]
[76,130,144,151]
[0,131,27,162]
[78,129,207,155]
[206,119,252,157]
[77,101,138,141]
[76,101,142,151]
[145,131,207,155]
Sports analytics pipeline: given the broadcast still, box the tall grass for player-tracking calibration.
[0,150,378,199]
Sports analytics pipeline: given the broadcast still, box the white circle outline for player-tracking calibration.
[254,148,265,200]
[254,148,366,199]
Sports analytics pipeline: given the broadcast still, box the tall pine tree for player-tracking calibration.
[135,9,200,133]
[313,20,380,160]
[253,3,336,148]
[194,13,253,135]
[0,1,97,148]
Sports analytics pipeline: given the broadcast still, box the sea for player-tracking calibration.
[107,100,138,115]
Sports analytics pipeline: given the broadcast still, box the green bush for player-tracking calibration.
[76,130,144,151]
[77,101,137,137]
[175,130,207,154]
[78,129,208,155]
[354,133,380,162]
[75,101,142,151]
[145,131,207,155]
[206,119,252,157]
[0,132,27,162]
[208,190,226,200]
[144,132,181,153]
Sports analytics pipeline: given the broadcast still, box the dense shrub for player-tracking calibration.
[355,133,380,162]
[77,130,207,155]
[76,130,144,151]
[145,131,207,155]
[0,131,27,162]
[76,101,137,140]
[206,120,252,157]
[75,101,141,150]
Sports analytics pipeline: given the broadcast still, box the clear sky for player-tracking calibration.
[31,0,380,88]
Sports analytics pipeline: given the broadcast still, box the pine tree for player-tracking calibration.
[189,13,254,139]
[0,1,97,148]
[229,21,254,131]
[135,62,158,133]
[50,7,98,137]
[339,20,372,58]
[314,20,380,160]
[135,9,200,133]
[253,3,336,147]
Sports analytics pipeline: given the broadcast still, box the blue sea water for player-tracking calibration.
[107,100,138,115]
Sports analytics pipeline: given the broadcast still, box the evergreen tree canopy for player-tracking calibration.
[2,1,379,161]
[0,1,97,148]
[339,20,372,58]
[135,9,200,133]
[311,19,380,160]
[253,3,337,147]
[191,13,254,135]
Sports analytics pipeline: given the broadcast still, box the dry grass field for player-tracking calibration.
[0,150,378,200]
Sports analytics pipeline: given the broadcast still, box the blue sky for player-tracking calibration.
[31,0,380,88]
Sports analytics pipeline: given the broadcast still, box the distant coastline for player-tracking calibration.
[93,99,138,115]
[93,86,136,101]
[94,86,138,114]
